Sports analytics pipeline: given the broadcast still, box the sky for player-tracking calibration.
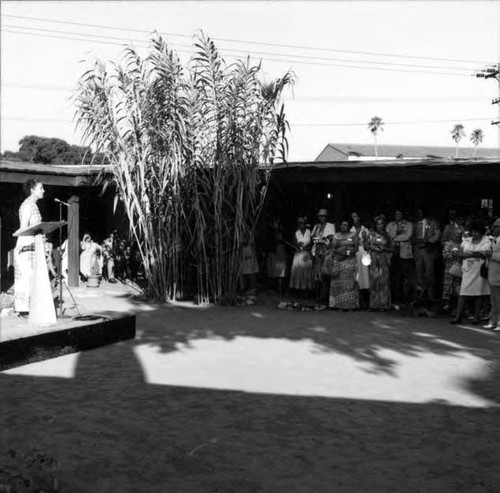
[1,1,499,161]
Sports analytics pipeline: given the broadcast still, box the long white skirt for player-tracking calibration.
[14,247,35,312]
[460,259,490,296]
[289,250,314,290]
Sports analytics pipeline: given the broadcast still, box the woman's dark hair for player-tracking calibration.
[23,178,41,196]
[469,220,486,236]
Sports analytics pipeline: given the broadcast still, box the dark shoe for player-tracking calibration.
[471,318,480,325]
[450,318,462,324]
[109,278,117,284]
[17,312,29,319]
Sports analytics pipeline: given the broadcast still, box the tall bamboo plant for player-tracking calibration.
[74,38,190,300]
[74,33,293,303]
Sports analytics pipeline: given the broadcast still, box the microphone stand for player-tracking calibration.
[55,198,79,318]
[58,200,64,318]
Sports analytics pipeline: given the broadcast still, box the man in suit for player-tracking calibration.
[486,218,500,330]
[386,209,415,304]
[413,208,441,300]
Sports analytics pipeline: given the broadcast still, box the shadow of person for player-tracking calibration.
[73,340,146,389]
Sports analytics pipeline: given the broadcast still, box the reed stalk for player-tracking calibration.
[74,33,293,303]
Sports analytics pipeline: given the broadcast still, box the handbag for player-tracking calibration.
[321,251,340,278]
[361,252,372,266]
[480,260,489,279]
[447,262,462,278]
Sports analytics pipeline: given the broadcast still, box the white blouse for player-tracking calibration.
[295,228,312,247]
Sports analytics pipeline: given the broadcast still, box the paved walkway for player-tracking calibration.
[1,283,499,492]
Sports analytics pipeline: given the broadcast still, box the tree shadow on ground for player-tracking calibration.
[99,291,500,407]
[1,340,499,492]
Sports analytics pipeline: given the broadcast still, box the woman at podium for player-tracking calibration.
[14,178,45,316]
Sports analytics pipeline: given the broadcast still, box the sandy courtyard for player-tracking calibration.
[1,285,499,492]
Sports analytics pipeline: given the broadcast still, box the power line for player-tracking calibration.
[2,28,140,49]
[2,13,495,66]
[2,82,75,91]
[2,22,476,72]
[2,28,471,77]
[292,118,493,127]
[2,117,72,122]
[3,116,493,126]
[1,82,488,104]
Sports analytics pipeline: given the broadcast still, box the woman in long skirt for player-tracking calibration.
[451,221,491,324]
[14,178,45,316]
[364,217,393,311]
[266,229,289,296]
[289,217,314,294]
[350,212,370,308]
[442,228,464,315]
[329,220,359,310]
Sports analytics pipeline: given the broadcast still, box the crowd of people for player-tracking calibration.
[77,230,138,284]
[244,208,500,330]
[10,179,500,331]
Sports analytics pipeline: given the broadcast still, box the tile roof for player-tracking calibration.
[315,143,500,161]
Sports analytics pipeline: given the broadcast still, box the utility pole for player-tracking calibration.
[476,64,500,148]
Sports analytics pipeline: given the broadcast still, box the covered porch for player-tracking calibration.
[0,161,121,290]
[267,158,500,229]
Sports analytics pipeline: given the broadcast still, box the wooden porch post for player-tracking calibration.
[68,195,80,287]
[333,185,344,226]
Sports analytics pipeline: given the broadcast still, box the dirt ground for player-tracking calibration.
[1,283,499,492]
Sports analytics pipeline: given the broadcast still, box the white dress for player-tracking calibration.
[289,229,314,290]
[80,240,103,278]
[350,225,370,290]
[460,236,491,296]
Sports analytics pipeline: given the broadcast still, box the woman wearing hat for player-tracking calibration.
[311,209,335,302]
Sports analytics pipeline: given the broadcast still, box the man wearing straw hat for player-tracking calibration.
[311,209,335,304]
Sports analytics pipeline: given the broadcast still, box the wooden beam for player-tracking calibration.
[333,185,344,225]
[68,195,80,287]
[271,167,500,184]
[0,315,136,371]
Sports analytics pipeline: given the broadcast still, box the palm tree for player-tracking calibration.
[368,116,384,158]
[74,33,293,304]
[451,124,466,158]
[470,128,484,158]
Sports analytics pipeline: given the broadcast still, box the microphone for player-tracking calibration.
[54,198,70,207]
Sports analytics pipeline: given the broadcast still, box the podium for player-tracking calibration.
[14,221,67,326]
[13,221,68,238]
